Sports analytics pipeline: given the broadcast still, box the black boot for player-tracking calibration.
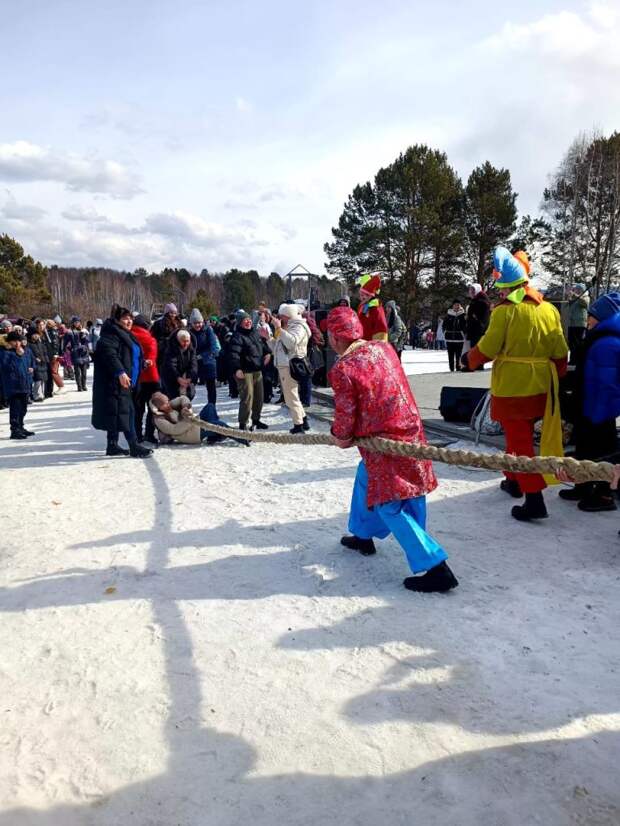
[578,494,617,512]
[302,416,310,431]
[403,561,459,593]
[20,427,35,437]
[511,492,548,522]
[106,439,129,457]
[500,479,523,498]
[559,484,588,502]
[129,442,153,459]
[290,424,304,435]
[252,421,269,430]
[10,430,27,440]
[341,535,376,556]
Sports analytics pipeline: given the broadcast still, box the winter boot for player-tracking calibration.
[559,484,589,502]
[106,439,129,457]
[20,427,35,437]
[341,535,377,556]
[500,479,523,498]
[511,492,548,522]
[578,493,617,513]
[289,424,305,435]
[10,430,27,440]
[129,442,153,459]
[403,561,459,593]
[302,416,310,431]
[252,421,269,430]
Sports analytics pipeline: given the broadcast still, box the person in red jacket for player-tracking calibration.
[131,315,160,444]
[356,273,388,342]
[327,306,458,593]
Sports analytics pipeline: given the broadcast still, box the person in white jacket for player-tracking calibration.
[269,303,311,433]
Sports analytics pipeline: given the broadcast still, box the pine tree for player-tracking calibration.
[464,162,517,281]
[0,234,50,314]
[324,145,468,322]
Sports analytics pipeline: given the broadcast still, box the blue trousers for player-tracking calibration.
[348,461,448,574]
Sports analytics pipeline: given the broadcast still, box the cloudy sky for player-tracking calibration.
[1,0,619,275]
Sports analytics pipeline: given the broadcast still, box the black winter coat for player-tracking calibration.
[43,328,60,358]
[161,335,198,399]
[229,327,270,373]
[29,338,49,380]
[151,315,182,367]
[63,330,91,365]
[466,293,491,342]
[91,319,142,433]
[443,310,466,342]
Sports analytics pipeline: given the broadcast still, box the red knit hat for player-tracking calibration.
[327,307,364,342]
[356,272,381,295]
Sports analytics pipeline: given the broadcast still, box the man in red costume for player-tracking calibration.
[327,306,458,593]
[356,273,388,342]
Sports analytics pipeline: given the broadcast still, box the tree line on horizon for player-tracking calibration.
[2,129,619,323]
[0,246,343,320]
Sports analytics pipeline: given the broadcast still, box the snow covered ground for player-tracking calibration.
[401,348,487,376]
[1,386,619,826]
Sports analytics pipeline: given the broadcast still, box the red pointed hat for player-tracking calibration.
[327,307,364,342]
[356,272,381,295]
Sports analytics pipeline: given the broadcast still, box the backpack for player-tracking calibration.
[470,391,503,443]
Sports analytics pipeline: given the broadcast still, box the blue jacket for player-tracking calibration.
[0,348,32,397]
[583,312,620,424]
[192,326,221,379]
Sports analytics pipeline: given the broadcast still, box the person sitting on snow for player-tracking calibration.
[150,392,249,447]
[327,306,458,594]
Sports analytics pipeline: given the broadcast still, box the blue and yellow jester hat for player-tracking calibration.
[492,246,530,289]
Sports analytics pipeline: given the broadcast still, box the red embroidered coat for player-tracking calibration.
[329,340,437,507]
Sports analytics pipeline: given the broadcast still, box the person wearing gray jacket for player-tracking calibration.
[385,300,407,360]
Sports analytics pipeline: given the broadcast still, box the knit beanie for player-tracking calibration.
[164,303,178,315]
[278,303,303,319]
[469,283,483,296]
[589,292,620,323]
[189,308,204,324]
[236,311,251,323]
[132,314,150,330]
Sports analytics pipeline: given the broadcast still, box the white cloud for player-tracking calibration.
[0,141,144,199]
[484,2,620,67]
[61,204,108,222]
[143,210,269,250]
[1,191,47,222]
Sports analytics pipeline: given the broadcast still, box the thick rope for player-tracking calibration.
[188,415,614,484]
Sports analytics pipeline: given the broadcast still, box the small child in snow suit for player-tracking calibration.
[1,331,35,439]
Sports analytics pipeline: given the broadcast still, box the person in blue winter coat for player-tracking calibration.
[559,292,620,513]
[189,308,221,406]
[0,331,35,439]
